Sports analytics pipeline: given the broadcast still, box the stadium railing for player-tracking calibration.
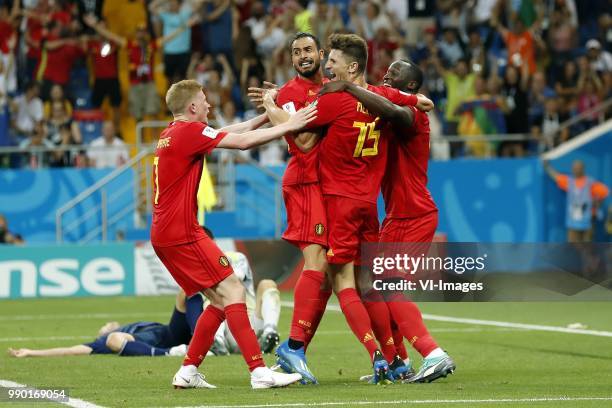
[55,147,153,243]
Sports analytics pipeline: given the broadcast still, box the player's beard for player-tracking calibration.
[295,60,320,78]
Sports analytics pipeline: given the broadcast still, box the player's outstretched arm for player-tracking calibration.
[217,104,317,150]
[260,92,320,152]
[320,81,415,128]
[8,345,93,358]
[219,113,269,134]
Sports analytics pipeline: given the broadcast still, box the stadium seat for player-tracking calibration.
[74,109,105,144]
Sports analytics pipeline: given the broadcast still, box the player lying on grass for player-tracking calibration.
[320,59,456,383]
[8,291,196,358]
[198,227,282,356]
[151,79,316,389]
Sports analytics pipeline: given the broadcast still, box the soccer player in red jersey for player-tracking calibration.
[301,34,427,383]
[323,60,456,383]
[151,79,317,389]
[248,33,332,384]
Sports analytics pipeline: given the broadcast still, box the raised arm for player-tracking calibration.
[158,15,200,47]
[542,160,560,180]
[219,113,269,134]
[217,104,317,150]
[320,81,415,128]
[83,14,127,47]
[205,0,230,22]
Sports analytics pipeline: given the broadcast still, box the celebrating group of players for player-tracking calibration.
[149,30,455,389]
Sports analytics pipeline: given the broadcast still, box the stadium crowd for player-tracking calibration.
[0,0,611,167]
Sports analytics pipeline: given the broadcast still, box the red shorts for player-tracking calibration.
[379,211,438,243]
[324,195,379,265]
[153,238,234,297]
[282,183,328,250]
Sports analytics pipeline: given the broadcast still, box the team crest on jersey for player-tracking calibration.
[219,256,230,267]
[315,223,325,236]
[202,126,219,139]
[282,102,297,114]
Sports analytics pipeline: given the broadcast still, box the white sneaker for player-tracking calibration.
[250,366,302,389]
[172,366,216,389]
[168,344,187,357]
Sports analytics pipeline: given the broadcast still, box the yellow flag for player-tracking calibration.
[197,159,217,225]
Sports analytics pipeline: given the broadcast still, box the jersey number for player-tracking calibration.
[353,121,380,157]
[153,157,159,205]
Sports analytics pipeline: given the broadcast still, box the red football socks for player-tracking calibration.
[337,288,379,359]
[304,288,332,350]
[391,320,409,360]
[289,269,326,343]
[225,303,265,371]
[363,299,397,363]
[183,305,225,367]
[387,299,438,358]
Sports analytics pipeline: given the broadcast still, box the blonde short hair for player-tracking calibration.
[165,79,203,115]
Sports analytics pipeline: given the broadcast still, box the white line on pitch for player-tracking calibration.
[0,312,169,321]
[0,335,93,342]
[177,396,612,408]
[0,379,104,408]
[280,301,612,338]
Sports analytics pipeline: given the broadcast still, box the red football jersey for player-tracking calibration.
[88,39,119,79]
[150,121,227,247]
[382,108,437,218]
[306,85,415,204]
[276,76,323,186]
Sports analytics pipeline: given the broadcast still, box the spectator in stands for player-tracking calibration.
[200,0,235,65]
[83,15,122,132]
[405,0,436,47]
[531,95,570,150]
[555,60,579,114]
[45,100,82,147]
[585,39,612,88]
[204,54,235,112]
[83,15,199,121]
[19,122,53,168]
[499,64,530,157]
[576,75,605,130]
[87,121,129,169]
[457,75,506,157]
[149,0,206,86]
[36,20,86,101]
[0,5,17,103]
[48,123,85,168]
[528,71,555,127]
[9,82,43,141]
[492,11,540,75]
[43,84,73,119]
[544,160,610,242]
[0,214,24,245]
[438,28,465,66]
[431,56,475,155]
[258,140,286,167]
[312,1,343,48]
[0,35,16,146]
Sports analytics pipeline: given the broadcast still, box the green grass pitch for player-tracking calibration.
[1,295,612,407]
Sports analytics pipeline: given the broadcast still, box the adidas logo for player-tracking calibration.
[327,248,335,257]
[409,336,418,345]
[386,337,395,346]
[363,332,374,343]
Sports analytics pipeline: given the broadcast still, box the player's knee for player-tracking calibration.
[257,279,277,293]
[218,274,245,304]
[303,245,328,272]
